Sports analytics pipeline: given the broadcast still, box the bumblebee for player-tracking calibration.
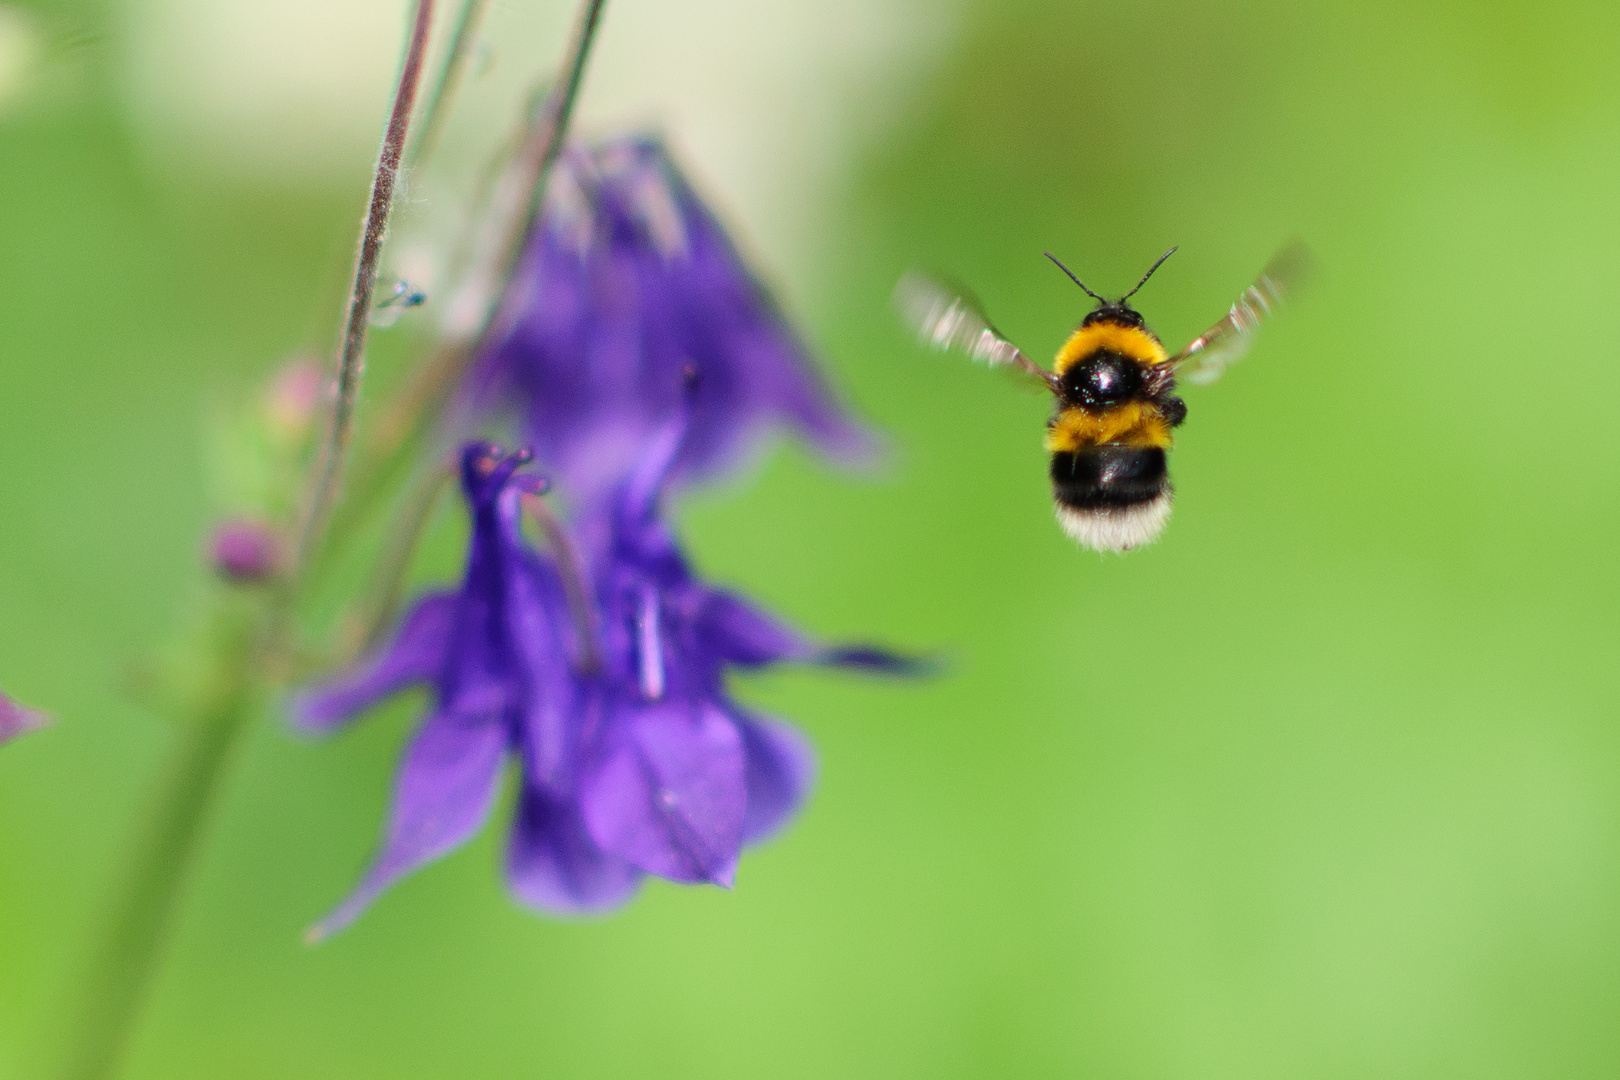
[897,243,1311,552]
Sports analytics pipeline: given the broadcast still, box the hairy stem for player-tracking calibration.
[293,0,437,580]
[358,0,608,486]
[315,0,611,661]
[51,0,614,1066]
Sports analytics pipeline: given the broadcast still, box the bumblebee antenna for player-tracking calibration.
[1119,246,1178,302]
[1043,251,1108,304]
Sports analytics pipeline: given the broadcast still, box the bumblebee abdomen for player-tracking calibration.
[1050,447,1167,507]
[1050,447,1172,553]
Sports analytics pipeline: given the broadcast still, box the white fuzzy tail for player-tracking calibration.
[1054,491,1172,553]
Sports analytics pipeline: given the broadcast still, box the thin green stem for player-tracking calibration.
[452,0,607,347]
[53,629,258,1080]
[493,0,608,313]
[52,7,438,1078]
[409,0,491,168]
[50,0,612,1072]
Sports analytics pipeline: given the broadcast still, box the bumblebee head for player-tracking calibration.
[1044,247,1177,328]
[1046,248,1177,387]
[1079,303,1147,330]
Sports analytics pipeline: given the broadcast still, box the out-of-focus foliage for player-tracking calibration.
[3,0,1620,1078]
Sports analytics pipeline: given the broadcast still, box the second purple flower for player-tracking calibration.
[472,135,875,510]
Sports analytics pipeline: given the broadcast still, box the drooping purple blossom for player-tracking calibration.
[295,439,913,933]
[0,691,48,745]
[471,135,874,510]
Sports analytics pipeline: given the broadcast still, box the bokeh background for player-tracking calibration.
[4,0,1620,1077]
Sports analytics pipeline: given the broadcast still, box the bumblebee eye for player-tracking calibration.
[1063,353,1141,406]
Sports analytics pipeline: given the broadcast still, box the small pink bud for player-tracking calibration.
[0,692,48,745]
[209,518,282,583]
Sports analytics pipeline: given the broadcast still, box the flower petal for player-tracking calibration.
[737,712,816,846]
[290,593,457,734]
[695,590,813,668]
[507,783,643,916]
[650,141,877,481]
[812,644,937,676]
[695,590,932,676]
[507,552,578,792]
[308,702,508,941]
[580,698,746,886]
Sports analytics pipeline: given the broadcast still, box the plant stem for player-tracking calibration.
[52,7,437,1078]
[318,0,611,671]
[356,0,608,491]
[293,0,438,581]
[409,0,491,168]
[53,634,257,1080]
[50,0,613,1071]
[490,0,608,319]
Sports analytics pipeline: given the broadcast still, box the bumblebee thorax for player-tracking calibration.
[1060,350,1141,408]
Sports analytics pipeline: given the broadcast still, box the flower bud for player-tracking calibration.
[264,358,325,443]
[209,518,282,583]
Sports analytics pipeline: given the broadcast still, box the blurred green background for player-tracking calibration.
[5,0,1620,1077]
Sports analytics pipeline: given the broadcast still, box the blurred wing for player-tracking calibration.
[895,271,1057,392]
[1165,241,1314,386]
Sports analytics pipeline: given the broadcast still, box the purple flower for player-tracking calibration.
[0,691,48,745]
[295,440,913,934]
[472,135,873,510]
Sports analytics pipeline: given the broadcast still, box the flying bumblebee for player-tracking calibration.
[896,242,1311,553]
